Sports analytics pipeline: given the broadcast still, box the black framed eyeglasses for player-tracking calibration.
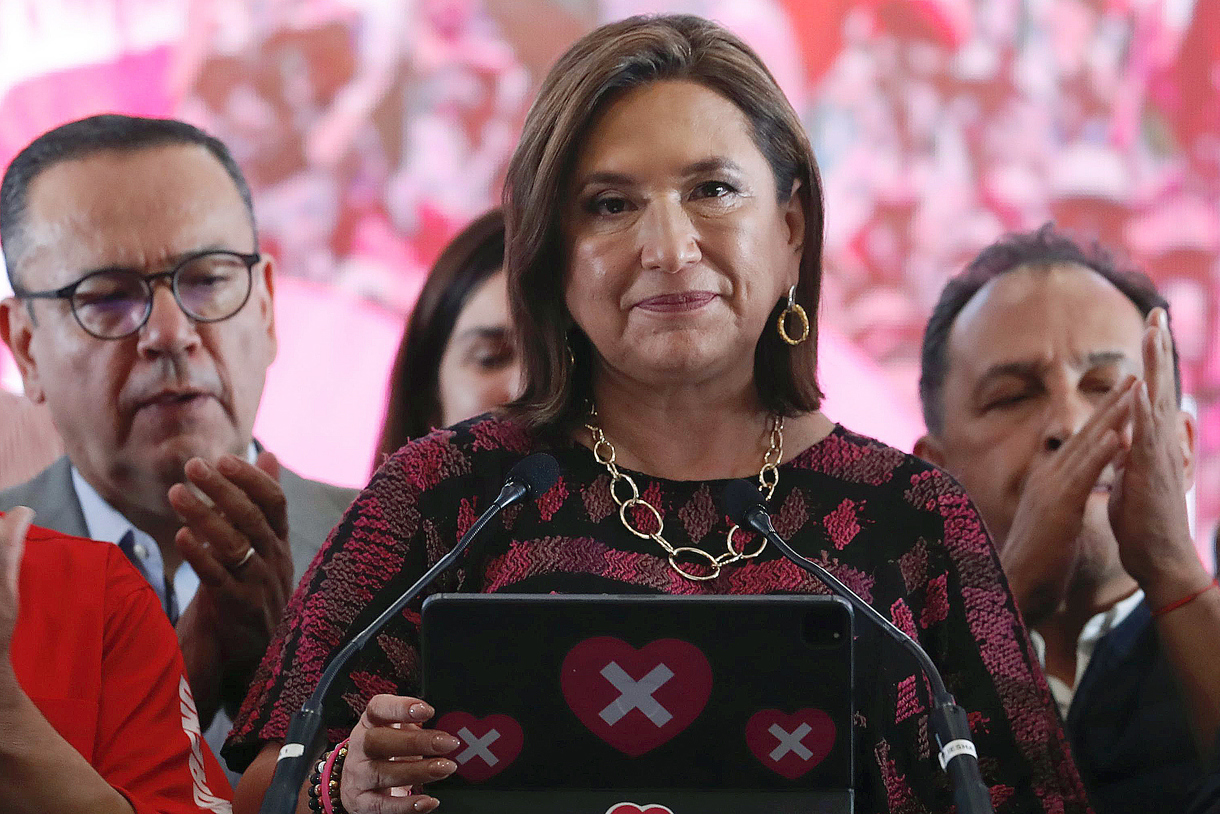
[12,250,261,340]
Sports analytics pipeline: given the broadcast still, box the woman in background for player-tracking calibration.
[374,209,520,465]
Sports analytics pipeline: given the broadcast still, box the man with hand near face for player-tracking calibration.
[915,225,1220,814]
[0,115,355,769]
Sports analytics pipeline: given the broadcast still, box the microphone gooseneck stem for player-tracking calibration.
[258,479,528,814]
[745,507,994,814]
[753,510,948,702]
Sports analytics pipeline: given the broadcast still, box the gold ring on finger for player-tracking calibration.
[231,546,256,570]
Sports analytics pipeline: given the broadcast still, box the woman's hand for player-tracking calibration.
[341,695,460,813]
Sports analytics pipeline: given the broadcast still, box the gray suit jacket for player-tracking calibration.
[0,454,357,583]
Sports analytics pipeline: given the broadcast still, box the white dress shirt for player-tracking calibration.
[70,443,259,618]
[1028,589,1145,719]
[71,467,201,620]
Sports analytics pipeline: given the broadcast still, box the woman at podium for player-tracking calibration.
[227,14,1091,814]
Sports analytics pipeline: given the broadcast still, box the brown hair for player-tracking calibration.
[375,209,505,462]
[503,13,825,434]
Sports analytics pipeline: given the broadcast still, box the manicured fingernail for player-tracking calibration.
[409,702,433,720]
[430,758,457,777]
[414,798,439,812]
[433,733,460,752]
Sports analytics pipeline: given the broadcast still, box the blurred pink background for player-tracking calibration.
[1,0,1217,565]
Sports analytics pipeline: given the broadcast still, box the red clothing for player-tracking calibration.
[9,520,233,814]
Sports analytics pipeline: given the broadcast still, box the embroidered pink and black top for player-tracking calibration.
[226,415,1092,812]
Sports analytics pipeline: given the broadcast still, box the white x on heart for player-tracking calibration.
[768,722,815,761]
[598,661,675,727]
[456,726,501,766]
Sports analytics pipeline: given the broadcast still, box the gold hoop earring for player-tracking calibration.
[777,285,809,346]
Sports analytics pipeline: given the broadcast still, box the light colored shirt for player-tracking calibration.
[69,444,258,785]
[1029,589,1145,719]
[69,443,258,618]
[71,467,199,620]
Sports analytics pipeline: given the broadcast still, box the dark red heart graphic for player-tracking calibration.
[604,804,675,814]
[433,712,523,782]
[562,637,712,756]
[745,708,836,779]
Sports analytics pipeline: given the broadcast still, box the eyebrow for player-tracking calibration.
[575,157,746,190]
[971,351,1132,400]
[1084,350,1129,367]
[971,362,1041,400]
[452,326,510,342]
[75,244,234,279]
[683,157,745,177]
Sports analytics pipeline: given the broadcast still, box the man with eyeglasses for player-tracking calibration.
[0,115,356,786]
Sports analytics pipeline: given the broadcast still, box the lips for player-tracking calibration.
[139,390,210,409]
[633,291,717,313]
[129,388,221,419]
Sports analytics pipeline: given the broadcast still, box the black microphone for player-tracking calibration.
[260,453,561,814]
[720,479,994,814]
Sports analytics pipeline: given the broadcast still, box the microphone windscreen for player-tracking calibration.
[719,478,768,525]
[508,452,561,496]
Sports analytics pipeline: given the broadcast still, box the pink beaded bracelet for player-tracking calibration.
[319,738,351,814]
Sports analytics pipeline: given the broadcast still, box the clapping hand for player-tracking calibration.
[1108,308,1208,607]
[0,508,34,669]
[1000,377,1135,624]
[169,450,294,716]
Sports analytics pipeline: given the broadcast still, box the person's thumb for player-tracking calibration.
[255,449,282,482]
[1,507,35,597]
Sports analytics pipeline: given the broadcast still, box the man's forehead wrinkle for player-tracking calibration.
[16,211,112,282]
[21,194,249,285]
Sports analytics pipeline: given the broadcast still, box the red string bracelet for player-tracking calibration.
[1152,578,1219,618]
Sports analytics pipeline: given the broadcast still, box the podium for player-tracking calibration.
[420,593,856,814]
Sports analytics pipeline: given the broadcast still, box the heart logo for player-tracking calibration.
[745,709,836,780]
[562,637,712,756]
[432,712,524,782]
[604,805,675,814]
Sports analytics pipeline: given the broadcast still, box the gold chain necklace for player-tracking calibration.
[584,407,784,581]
